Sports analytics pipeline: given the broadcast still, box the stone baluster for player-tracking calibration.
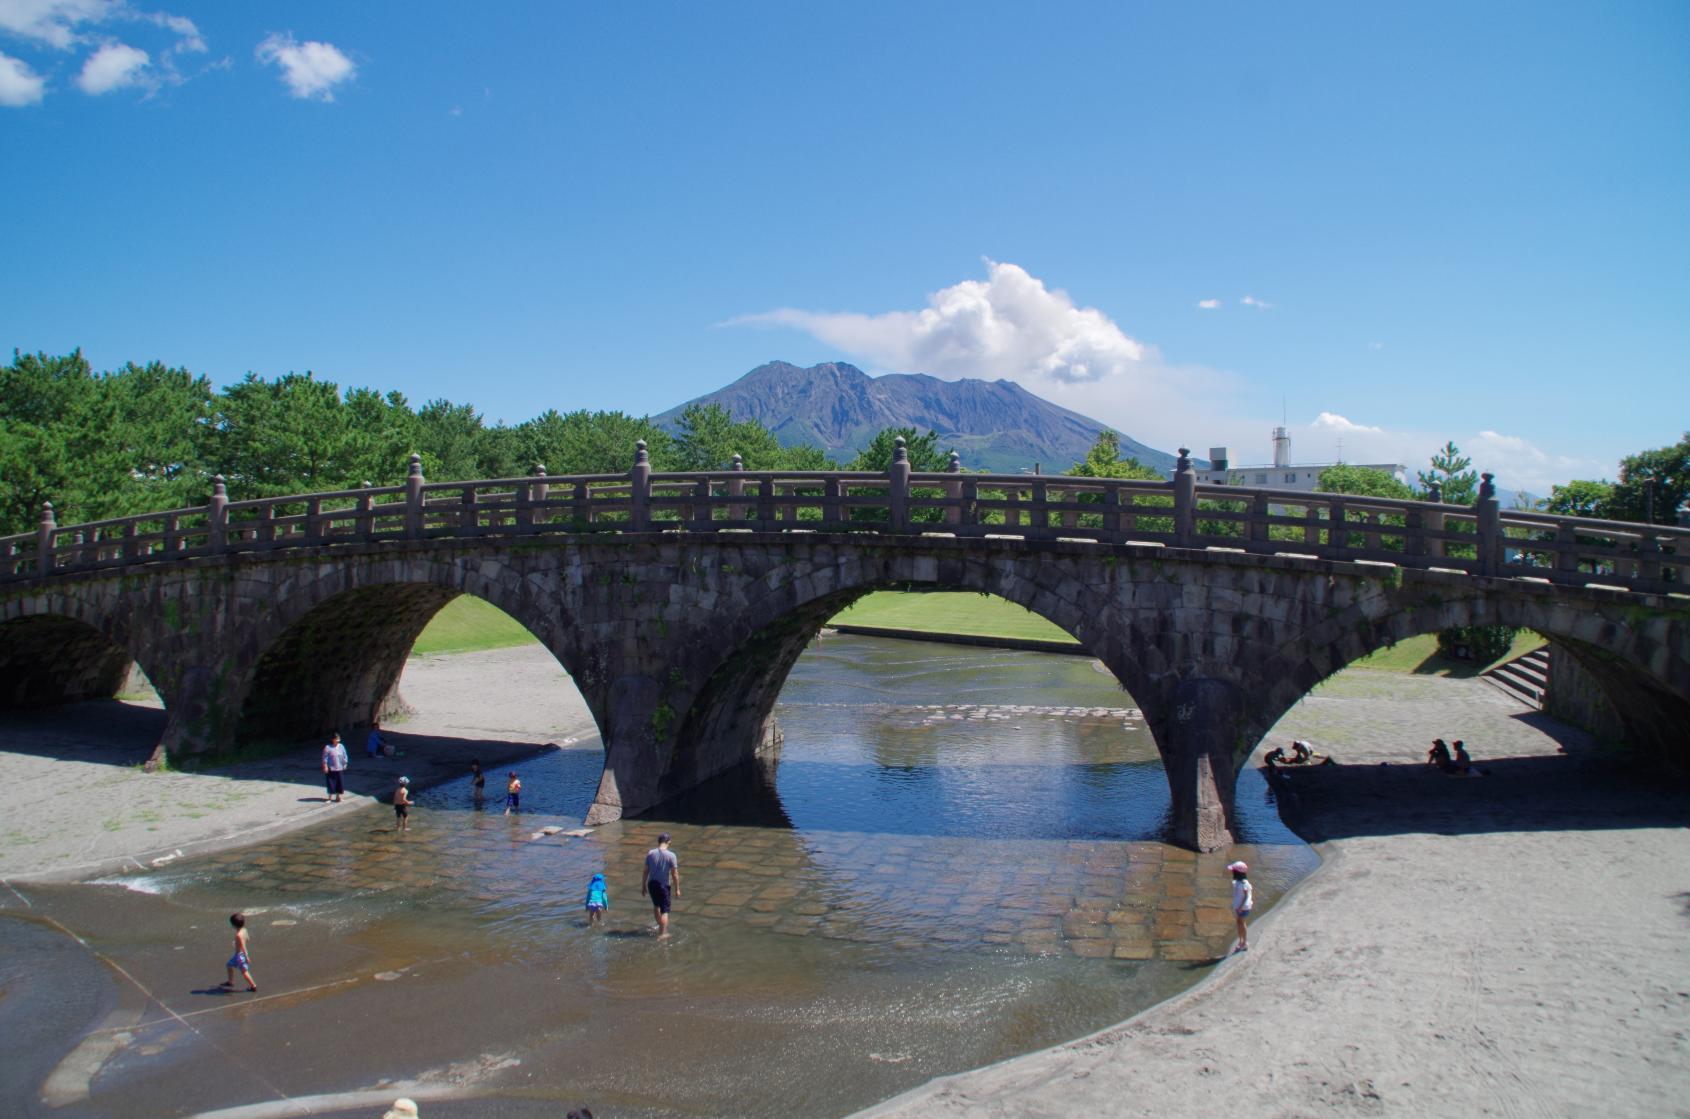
[405,454,425,539]
[1104,482,1125,537]
[630,440,651,530]
[824,475,843,526]
[888,436,911,531]
[1422,481,1445,558]
[1555,521,1579,581]
[693,472,713,529]
[1476,472,1501,577]
[945,450,963,526]
[757,470,776,526]
[37,501,55,574]
[1249,491,1271,551]
[1173,447,1196,548]
[1327,498,1348,559]
[460,483,479,531]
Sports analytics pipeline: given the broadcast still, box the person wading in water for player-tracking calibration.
[642,833,681,939]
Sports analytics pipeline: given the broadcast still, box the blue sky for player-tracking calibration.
[2,2,1686,492]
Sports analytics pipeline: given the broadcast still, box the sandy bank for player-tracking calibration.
[857,672,1690,1118]
[0,645,599,884]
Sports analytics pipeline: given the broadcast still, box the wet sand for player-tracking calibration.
[859,673,1690,1119]
[0,647,598,883]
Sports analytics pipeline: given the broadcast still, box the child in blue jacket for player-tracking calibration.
[585,872,609,926]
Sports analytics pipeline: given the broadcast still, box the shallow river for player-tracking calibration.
[4,635,1316,1118]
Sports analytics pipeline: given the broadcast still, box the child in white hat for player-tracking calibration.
[1228,861,1253,953]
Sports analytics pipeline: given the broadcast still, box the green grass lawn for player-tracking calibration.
[412,588,1545,678]
[827,591,1078,644]
[411,595,538,655]
[1347,629,1546,677]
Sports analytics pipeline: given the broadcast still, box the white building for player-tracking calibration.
[1185,427,1406,492]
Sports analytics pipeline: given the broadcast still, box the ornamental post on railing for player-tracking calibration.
[945,450,963,525]
[209,475,229,551]
[356,481,374,537]
[405,454,425,539]
[630,440,651,530]
[527,464,548,528]
[1173,447,1196,548]
[1476,472,1501,576]
[36,502,55,574]
[889,436,911,531]
[728,453,746,521]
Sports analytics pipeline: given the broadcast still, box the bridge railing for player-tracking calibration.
[3,442,1686,596]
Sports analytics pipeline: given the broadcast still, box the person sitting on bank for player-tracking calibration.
[1291,739,1314,764]
[1427,738,1453,771]
[1264,745,1288,768]
[1452,740,1474,775]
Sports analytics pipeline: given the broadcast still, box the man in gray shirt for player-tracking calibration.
[642,832,681,938]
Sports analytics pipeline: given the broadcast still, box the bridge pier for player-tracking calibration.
[1158,677,1245,852]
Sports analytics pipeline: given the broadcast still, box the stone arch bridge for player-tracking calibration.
[4,446,1686,850]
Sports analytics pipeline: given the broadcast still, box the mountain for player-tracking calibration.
[652,361,1183,474]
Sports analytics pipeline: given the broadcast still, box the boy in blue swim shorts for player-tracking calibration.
[221,912,257,991]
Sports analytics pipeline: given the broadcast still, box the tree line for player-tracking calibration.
[0,350,967,537]
[5,350,1680,539]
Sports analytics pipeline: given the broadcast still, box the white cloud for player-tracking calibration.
[1240,294,1273,310]
[1368,341,1385,351]
[727,262,1612,492]
[1196,298,1220,310]
[0,0,113,49]
[0,47,45,103]
[1311,412,1384,435]
[144,10,201,52]
[255,31,354,101]
[75,39,145,92]
[732,259,1152,385]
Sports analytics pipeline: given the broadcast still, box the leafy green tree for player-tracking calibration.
[1417,441,1479,504]
[414,398,491,480]
[1068,430,1162,480]
[0,352,215,533]
[213,372,356,497]
[1605,432,1690,524]
[340,387,420,485]
[1542,479,1614,519]
[673,403,784,471]
[0,350,102,533]
[847,427,952,472]
[510,409,673,477]
[776,443,837,470]
[1317,464,1415,499]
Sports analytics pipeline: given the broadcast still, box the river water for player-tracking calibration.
[5,635,1316,1118]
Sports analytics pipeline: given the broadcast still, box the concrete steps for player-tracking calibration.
[1482,646,1549,708]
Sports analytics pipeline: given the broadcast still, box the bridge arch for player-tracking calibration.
[0,598,144,710]
[587,544,1167,828]
[194,554,603,760]
[1248,573,1690,768]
